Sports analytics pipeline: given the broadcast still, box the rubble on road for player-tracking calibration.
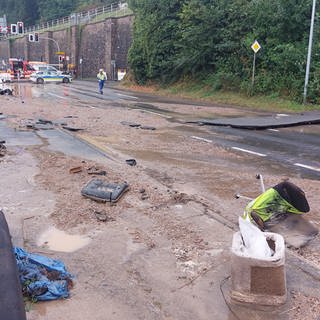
[0,79,13,95]
[15,247,73,301]
[93,209,115,222]
[126,159,137,166]
[69,166,83,174]
[140,125,156,130]
[62,126,84,132]
[87,166,107,175]
[81,179,129,202]
[120,120,141,127]
[0,141,6,157]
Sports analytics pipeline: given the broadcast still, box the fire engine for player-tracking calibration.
[7,58,35,80]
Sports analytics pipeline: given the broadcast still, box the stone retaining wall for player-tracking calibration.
[0,14,133,80]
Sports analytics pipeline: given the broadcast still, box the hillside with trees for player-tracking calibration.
[128,0,320,103]
[0,0,115,25]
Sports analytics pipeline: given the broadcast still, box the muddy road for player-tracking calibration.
[0,81,319,320]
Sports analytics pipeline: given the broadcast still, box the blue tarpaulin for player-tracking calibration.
[14,247,73,301]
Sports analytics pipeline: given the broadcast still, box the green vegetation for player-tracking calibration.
[123,79,320,112]
[121,76,320,113]
[128,0,320,104]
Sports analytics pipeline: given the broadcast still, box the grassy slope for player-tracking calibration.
[120,80,320,113]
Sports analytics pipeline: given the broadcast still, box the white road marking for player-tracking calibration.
[294,163,320,172]
[47,92,68,100]
[191,136,213,143]
[276,113,289,117]
[116,93,138,99]
[232,147,266,157]
[268,129,279,132]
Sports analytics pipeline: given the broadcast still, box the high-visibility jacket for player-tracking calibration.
[244,187,304,223]
[97,72,107,80]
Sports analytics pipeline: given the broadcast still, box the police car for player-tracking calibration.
[30,70,72,84]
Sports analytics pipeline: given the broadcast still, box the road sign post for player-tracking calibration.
[303,0,317,104]
[251,40,261,86]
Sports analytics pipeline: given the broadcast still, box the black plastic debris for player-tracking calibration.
[0,141,6,157]
[81,179,129,203]
[120,121,141,128]
[140,125,156,130]
[87,166,107,175]
[0,88,13,95]
[126,159,137,166]
[37,119,53,125]
[62,126,84,132]
[25,119,59,130]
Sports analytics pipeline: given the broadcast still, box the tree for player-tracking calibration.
[128,0,183,83]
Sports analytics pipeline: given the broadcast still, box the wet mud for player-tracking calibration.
[0,82,319,320]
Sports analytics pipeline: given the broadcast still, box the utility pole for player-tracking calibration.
[37,36,61,70]
[303,0,317,104]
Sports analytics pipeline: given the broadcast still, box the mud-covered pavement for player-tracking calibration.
[0,81,319,320]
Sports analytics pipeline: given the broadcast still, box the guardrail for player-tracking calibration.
[4,2,131,39]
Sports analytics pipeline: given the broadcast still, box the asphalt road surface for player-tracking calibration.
[2,80,319,320]
[19,80,320,180]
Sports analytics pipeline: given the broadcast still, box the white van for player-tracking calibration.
[34,65,61,74]
[29,62,61,74]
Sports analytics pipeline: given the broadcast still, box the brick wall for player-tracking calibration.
[0,14,133,79]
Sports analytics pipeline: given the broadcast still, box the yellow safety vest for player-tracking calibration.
[244,188,304,222]
[97,72,107,80]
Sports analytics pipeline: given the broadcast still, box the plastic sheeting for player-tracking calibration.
[238,217,273,259]
[14,247,73,301]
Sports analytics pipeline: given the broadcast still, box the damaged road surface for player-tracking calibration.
[0,81,319,320]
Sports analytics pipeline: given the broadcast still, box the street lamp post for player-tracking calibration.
[37,36,61,70]
[303,0,317,104]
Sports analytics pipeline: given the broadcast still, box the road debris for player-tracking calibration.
[120,121,141,128]
[25,119,54,130]
[0,79,13,95]
[87,166,107,175]
[0,141,6,157]
[38,119,53,125]
[241,178,318,248]
[15,247,73,301]
[0,88,13,95]
[69,166,83,174]
[126,159,137,166]
[93,210,115,222]
[121,121,156,131]
[140,125,156,130]
[81,179,129,202]
[62,126,84,132]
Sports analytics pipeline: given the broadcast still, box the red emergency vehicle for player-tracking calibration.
[8,58,35,80]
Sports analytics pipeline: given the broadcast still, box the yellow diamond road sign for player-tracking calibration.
[251,40,261,53]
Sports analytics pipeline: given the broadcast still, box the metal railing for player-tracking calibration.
[4,2,131,39]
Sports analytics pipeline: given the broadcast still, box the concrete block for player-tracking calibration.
[230,231,286,306]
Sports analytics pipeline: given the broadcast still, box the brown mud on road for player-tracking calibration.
[0,83,319,320]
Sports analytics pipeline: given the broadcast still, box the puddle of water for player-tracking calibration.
[37,226,91,252]
[0,121,41,146]
[38,129,110,161]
